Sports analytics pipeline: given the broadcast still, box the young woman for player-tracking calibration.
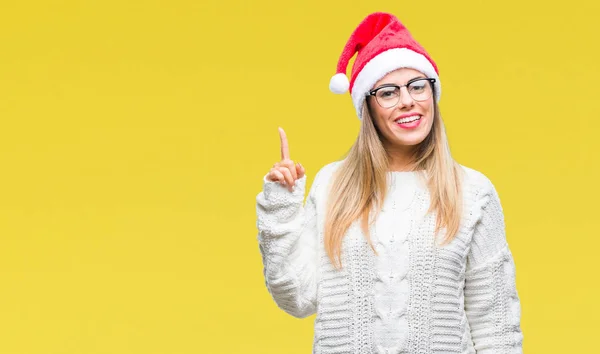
[256,12,523,354]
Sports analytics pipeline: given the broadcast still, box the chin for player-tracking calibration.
[397,138,426,146]
[390,131,429,146]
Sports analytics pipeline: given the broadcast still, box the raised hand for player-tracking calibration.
[266,127,305,191]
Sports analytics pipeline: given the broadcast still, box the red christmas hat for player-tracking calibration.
[329,12,441,119]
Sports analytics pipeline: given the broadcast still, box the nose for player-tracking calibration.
[398,86,415,108]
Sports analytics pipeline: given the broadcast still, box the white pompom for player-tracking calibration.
[329,73,349,94]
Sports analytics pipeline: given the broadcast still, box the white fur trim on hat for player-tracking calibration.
[351,48,441,120]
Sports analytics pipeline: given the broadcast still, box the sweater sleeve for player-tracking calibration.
[255,172,320,319]
[464,178,524,353]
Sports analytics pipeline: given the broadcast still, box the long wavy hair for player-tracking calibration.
[323,96,464,270]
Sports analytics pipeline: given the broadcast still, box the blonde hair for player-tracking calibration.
[323,98,464,269]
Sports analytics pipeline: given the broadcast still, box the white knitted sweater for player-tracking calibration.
[256,161,523,354]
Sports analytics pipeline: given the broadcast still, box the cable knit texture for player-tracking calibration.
[256,161,523,353]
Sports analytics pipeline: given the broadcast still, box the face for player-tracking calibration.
[367,68,435,152]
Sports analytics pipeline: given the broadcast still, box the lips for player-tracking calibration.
[394,114,421,124]
[393,113,423,129]
[397,113,421,119]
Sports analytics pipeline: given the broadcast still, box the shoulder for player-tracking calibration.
[308,159,345,196]
[315,160,344,180]
[457,164,505,220]
[458,163,497,196]
[457,164,504,214]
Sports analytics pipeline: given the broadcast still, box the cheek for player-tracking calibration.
[421,102,435,125]
[426,111,434,126]
[370,108,390,130]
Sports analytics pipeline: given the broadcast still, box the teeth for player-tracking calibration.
[395,115,420,124]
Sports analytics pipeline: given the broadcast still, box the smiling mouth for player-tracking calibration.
[394,115,421,124]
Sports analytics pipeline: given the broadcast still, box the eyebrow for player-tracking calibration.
[373,76,427,90]
[408,75,426,82]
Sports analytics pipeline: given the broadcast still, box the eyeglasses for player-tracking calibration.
[366,78,436,108]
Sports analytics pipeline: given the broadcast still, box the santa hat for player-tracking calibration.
[329,12,441,119]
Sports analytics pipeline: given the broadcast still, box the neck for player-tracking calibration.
[384,143,418,172]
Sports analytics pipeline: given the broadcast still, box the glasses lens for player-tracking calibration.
[375,87,400,108]
[408,79,433,101]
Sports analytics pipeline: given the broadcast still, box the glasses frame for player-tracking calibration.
[366,77,437,108]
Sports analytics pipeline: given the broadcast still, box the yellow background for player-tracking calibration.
[1,0,599,353]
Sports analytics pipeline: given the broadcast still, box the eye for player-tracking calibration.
[409,82,426,93]
[376,87,399,99]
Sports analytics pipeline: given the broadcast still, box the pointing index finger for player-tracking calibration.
[279,127,290,160]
